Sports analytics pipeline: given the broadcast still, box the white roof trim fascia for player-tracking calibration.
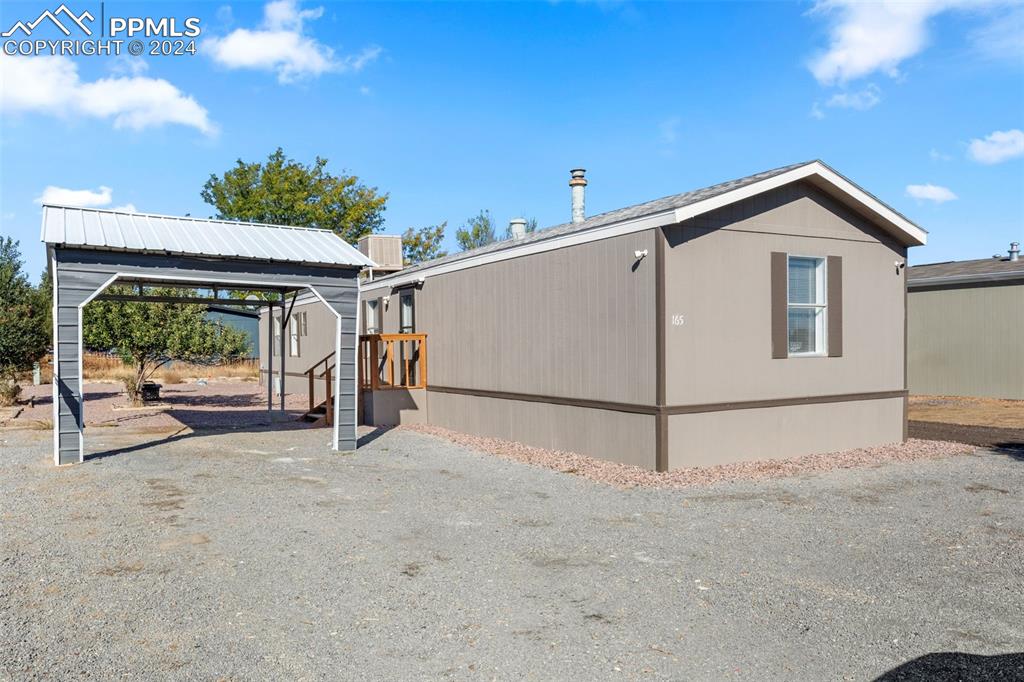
[363,210,675,293]
[672,162,926,247]
[908,270,1024,288]
[364,162,925,293]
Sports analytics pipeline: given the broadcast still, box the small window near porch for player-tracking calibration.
[399,292,415,333]
[365,299,380,333]
[289,315,300,357]
[787,256,827,356]
[272,316,281,357]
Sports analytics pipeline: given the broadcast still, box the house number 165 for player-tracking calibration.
[671,314,685,326]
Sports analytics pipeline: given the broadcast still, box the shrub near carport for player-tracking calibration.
[83,286,252,404]
[0,238,49,405]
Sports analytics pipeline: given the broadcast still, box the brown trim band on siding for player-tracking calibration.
[259,369,309,379]
[770,252,788,359]
[903,253,909,441]
[660,389,907,415]
[427,385,908,417]
[654,226,668,472]
[427,384,658,415]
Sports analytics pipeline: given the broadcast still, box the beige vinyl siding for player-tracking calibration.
[663,181,906,406]
[667,397,904,469]
[259,297,339,403]
[386,230,658,406]
[428,390,657,469]
[908,283,1024,399]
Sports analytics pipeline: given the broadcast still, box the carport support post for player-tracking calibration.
[266,301,273,412]
[279,291,286,411]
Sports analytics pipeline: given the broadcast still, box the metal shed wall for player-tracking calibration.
[51,247,360,465]
[908,282,1024,399]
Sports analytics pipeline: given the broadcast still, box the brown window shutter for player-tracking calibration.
[771,252,788,358]
[827,255,843,357]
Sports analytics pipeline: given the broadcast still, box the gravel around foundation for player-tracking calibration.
[403,424,977,488]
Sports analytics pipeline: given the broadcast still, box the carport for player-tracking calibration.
[41,204,374,465]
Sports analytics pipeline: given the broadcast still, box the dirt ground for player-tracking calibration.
[909,395,1024,428]
[908,395,1024,454]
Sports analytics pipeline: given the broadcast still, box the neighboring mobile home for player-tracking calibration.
[908,244,1024,400]
[262,160,926,471]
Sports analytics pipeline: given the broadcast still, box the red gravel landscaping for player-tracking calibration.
[403,424,978,489]
[5,380,314,433]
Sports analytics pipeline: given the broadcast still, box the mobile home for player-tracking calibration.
[262,160,926,470]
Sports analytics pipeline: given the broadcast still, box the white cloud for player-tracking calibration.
[929,148,952,161]
[659,116,680,145]
[808,1,941,85]
[906,183,958,203]
[967,129,1024,164]
[809,102,825,120]
[0,55,215,135]
[205,0,381,83]
[969,6,1024,62]
[658,116,681,156]
[35,186,135,212]
[825,83,881,110]
[808,1,1022,85]
[36,185,112,207]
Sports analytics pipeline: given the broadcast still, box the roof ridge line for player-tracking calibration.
[40,204,336,234]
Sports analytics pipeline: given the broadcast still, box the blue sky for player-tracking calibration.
[1,0,1022,280]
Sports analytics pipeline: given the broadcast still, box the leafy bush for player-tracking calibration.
[0,374,21,407]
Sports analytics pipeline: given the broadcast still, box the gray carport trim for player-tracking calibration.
[49,252,359,466]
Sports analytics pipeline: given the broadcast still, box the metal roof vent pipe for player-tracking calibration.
[1009,242,1020,262]
[569,168,587,224]
[509,217,527,240]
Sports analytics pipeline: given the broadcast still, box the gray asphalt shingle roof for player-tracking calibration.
[375,160,816,281]
[908,256,1024,281]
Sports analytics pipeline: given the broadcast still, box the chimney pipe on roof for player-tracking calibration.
[569,168,587,224]
[1009,242,1020,262]
[509,217,527,240]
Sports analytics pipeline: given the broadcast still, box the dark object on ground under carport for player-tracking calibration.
[141,382,162,402]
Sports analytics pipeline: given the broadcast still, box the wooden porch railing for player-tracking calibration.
[359,333,427,390]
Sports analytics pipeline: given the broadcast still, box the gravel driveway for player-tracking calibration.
[1,426,1022,680]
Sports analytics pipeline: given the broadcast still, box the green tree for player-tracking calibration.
[455,210,497,251]
[0,238,49,404]
[83,287,251,404]
[402,222,448,265]
[201,147,388,245]
[35,267,52,346]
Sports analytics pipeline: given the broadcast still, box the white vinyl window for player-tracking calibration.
[272,316,281,357]
[787,256,827,356]
[365,299,380,333]
[399,292,415,333]
[289,315,300,357]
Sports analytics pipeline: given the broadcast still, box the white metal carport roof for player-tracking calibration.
[41,205,376,268]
